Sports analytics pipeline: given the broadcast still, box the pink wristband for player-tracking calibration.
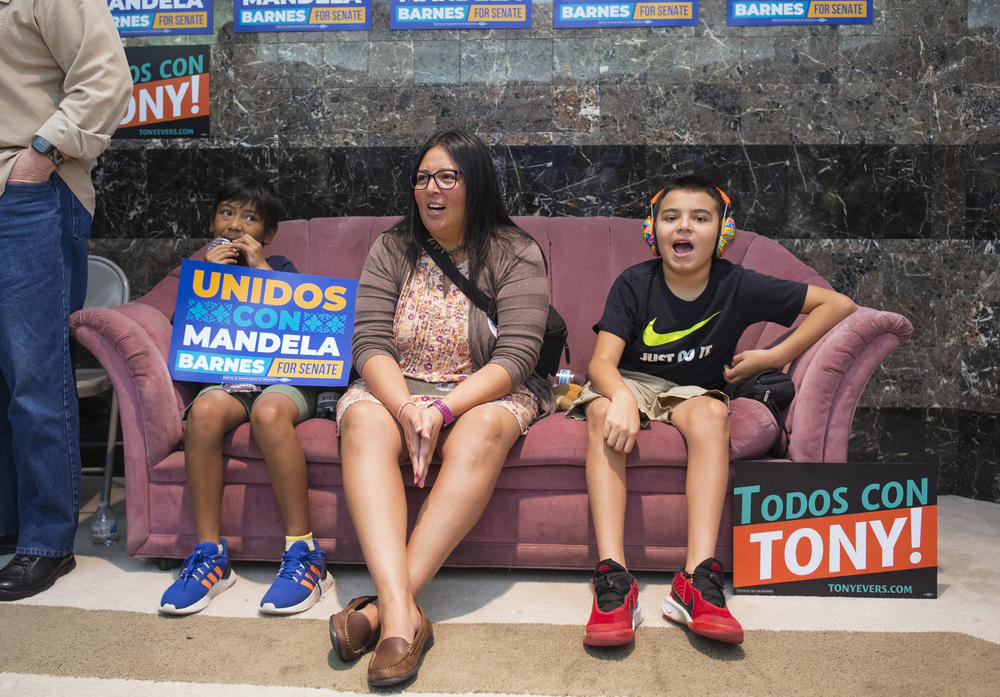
[430,399,456,427]
[395,400,417,421]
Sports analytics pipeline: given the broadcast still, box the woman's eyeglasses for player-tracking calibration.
[410,169,462,190]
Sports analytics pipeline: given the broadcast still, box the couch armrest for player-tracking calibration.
[786,307,913,462]
[71,302,183,473]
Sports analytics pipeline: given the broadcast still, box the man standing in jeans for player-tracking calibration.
[0,0,132,600]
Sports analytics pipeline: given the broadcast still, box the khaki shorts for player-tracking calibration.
[565,369,729,428]
[184,384,317,422]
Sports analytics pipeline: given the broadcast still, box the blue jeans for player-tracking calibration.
[0,174,90,557]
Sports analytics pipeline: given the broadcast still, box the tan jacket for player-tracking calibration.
[0,0,132,214]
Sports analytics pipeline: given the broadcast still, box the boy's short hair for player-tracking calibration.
[213,175,284,234]
[653,175,729,221]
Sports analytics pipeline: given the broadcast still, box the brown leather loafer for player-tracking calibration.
[329,595,380,662]
[366,605,433,687]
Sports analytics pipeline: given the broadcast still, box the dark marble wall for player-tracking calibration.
[82,1,1000,500]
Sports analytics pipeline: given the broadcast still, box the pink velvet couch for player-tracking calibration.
[70,217,913,571]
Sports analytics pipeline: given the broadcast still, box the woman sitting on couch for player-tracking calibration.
[330,130,550,686]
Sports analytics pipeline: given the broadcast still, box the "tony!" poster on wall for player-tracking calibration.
[117,45,210,139]
[733,461,937,598]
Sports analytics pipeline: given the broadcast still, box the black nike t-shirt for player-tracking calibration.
[595,259,808,389]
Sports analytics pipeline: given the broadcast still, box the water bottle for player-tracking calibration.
[91,502,119,546]
[315,391,341,419]
[554,368,580,385]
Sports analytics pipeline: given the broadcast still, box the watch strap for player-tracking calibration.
[30,136,64,166]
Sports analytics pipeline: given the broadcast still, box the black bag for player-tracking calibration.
[732,369,795,455]
[534,305,569,379]
[420,234,569,379]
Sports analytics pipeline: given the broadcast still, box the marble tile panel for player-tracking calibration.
[926,408,1000,500]
[965,145,1000,239]
[508,39,553,84]
[435,85,554,135]
[848,407,999,502]
[211,84,284,146]
[879,0,967,37]
[370,41,415,85]
[928,146,967,239]
[961,86,1000,145]
[552,85,600,134]
[273,147,407,220]
[644,37,697,86]
[460,39,509,85]
[213,43,281,90]
[232,147,282,184]
[838,35,929,84]
[278,88,372,146]
[969,0,1000,28]
[500,145,647,217]
[738,35,839,86]
[413,40,462,85]
[276,43,328,89]
[782,145,936,239]
[142,148,200,238]
[320,42,372,87]
[736,84,793,145]
[367,89,440,146]
[831,81,961,145]
[690,32,741,84]
[850,407,932,464]
[962,30,1000,86]
[92,148,147,239]
[694,0,740,37]
[597,83,653,143]
[553,38,601,83]
[676,83,744,144]
[595,35,671,85]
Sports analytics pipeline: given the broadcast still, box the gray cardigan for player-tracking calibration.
[352,227,552,410]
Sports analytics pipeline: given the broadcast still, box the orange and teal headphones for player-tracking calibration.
[641,186,736,258]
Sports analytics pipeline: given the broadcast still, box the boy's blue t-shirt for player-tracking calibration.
[265,255,296,274]
[595,258,808,390]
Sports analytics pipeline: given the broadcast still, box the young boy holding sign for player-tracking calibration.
[159,176,331,616]
[570,176,855,645]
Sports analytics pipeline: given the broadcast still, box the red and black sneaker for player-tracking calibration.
[583,558,643,646]
[662,557,743,644]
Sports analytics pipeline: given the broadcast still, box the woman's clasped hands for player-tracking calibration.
[396,400,446,488]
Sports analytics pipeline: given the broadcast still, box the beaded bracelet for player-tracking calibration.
[395,400,417,421]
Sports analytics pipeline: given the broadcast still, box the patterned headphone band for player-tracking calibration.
[644,185,736,258]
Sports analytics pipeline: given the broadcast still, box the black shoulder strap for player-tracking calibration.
[418,233,497,323]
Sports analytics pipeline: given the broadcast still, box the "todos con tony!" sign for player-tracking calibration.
[733,461,937,598]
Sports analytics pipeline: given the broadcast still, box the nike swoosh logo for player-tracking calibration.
[642,312,720,347]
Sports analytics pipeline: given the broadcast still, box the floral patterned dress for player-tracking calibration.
[336,252,538,432]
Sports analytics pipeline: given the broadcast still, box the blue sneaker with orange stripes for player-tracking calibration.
[159,539,237,615]
[259,541,334,615]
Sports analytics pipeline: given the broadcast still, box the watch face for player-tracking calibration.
[33,137,62,165]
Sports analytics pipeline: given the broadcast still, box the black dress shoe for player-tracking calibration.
[0,553,76,601]
[0,534,16,555]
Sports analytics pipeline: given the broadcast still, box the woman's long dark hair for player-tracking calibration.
[395,129,527,288]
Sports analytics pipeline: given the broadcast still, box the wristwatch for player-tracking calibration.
[30,136,64,167]
[430,399,456,428]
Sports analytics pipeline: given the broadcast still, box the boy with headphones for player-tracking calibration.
[568,175,855,646]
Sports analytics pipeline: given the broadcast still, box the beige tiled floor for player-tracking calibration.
[4,477,998,645]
